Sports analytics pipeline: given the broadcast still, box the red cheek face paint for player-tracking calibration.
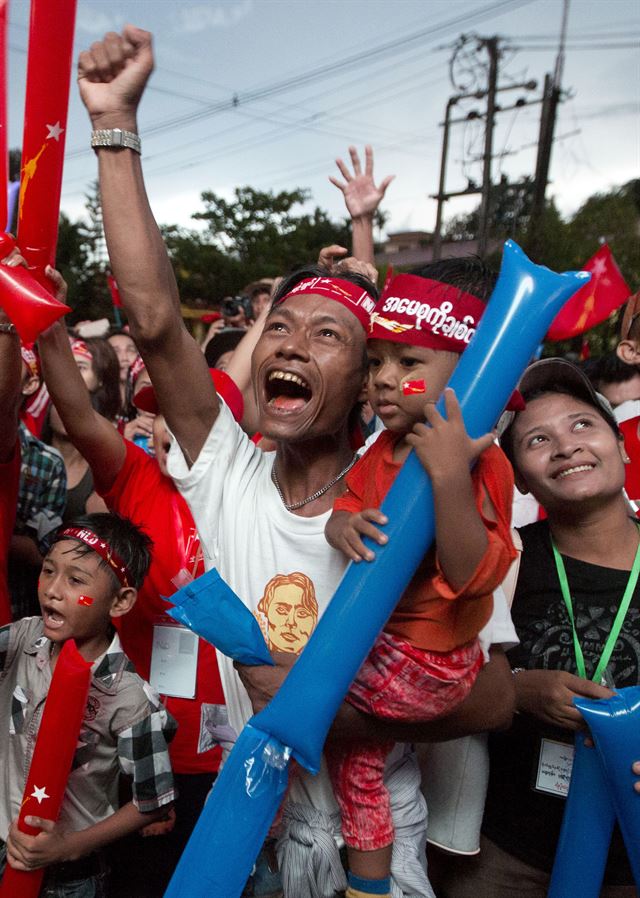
[402,379,426,396]
[77,595,94,607]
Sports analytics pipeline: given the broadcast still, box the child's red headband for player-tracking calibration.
[57,527,132,588]
[274,276,375,332]
[371,274,485,353]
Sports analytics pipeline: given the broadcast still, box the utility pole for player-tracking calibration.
[528,0,570,258]
[431,97,458,263]
[430,39,537,261]
[477,37,499,258]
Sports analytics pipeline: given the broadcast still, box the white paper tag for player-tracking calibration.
[535,738,575,798]
[149,624,198,699]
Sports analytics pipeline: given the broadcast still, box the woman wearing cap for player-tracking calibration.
[434,358,639,898]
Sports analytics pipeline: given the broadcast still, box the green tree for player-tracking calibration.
[160,224,242,306]
[192,186,349,286]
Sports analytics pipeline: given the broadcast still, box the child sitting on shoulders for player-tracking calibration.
[0,512,176,895]
[324,259,517,898]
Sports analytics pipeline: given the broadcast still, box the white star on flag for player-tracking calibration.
[46,122,64,142]
[31,785,50,804]
[590,256,608,277]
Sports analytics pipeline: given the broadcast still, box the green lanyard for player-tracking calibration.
[551,527,640,684]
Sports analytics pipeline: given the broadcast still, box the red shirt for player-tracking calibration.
[619,416,640,507]
[97,441,224,774]
[334,432,516,652]
[0,441,20,624]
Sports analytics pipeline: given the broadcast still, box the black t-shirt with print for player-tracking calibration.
[483,519,640,885]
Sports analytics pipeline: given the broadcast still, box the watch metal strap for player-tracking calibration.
[91,128,141,154]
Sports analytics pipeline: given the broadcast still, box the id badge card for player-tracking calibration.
[534,737,575,798]
[150,620,198,699]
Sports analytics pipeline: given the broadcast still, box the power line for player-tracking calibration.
[67,0,534,157]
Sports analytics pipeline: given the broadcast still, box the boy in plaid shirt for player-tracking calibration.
[0,512,176,897]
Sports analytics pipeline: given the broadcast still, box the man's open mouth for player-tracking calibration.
[266,370,312,411]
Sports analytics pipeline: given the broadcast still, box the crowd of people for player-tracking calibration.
[0,23,638,898]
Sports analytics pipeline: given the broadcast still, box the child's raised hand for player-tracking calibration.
[327,508,388,563]
[406,388,494,482]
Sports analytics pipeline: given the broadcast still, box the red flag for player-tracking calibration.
[547,244,630,341]
[107,273,123,308]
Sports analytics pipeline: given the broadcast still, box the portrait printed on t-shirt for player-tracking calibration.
[255,572,319,654]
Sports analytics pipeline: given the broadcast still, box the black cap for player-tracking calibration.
[204,328,245,369]
[498,358,619,461]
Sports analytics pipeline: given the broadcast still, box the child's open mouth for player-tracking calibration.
[42,608,65,629]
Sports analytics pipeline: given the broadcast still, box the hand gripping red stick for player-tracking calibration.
[0,640,92,898]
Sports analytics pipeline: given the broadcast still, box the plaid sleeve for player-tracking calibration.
[32,453,67,554]
[117,704,178,813]
[0,625,11,674]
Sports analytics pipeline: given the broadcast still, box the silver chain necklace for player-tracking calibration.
[271,454,358,511]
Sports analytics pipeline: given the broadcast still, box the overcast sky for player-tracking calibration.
[6,0,640,240]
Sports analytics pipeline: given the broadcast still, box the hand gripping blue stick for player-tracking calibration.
[548,733,616,898]
[253,240,590,773]
[163,241,589,898]
[574,687,640,887]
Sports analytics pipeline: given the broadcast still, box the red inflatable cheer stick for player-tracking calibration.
[0,640,92,898]
[17,0,77,281]
[0,232,70,343]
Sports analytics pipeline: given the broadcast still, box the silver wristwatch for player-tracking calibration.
[0,322,17,335]
[91,128,141,154]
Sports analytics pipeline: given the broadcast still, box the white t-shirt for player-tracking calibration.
[167,401,346,812]
[168,404,518,822]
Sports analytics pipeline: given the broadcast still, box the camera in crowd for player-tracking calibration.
[222,294,253,322]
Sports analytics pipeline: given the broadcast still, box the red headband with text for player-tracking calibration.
[58,527,132,588]
[129,354,146,388]
[370,274,485,353]
[20,344,40,380]
[275,276,375,331]
[70,338,93,362]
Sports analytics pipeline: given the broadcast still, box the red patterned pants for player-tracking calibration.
[326,631,482,851]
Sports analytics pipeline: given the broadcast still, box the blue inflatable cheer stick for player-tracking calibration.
[575,687,640,887]
[548,733,616,898]
[165,241,589,898]
[165,725,289,896]
[167,567,274,666]
[254,241,590,773]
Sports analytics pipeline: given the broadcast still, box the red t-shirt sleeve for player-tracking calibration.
[98,439,156,507]
[333,431,394,515]
[431,443,517,601]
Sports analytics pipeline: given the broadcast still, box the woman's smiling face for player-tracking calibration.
[510,392,627,512]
